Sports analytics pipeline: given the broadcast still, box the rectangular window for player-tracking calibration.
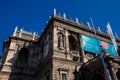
[61,73,67,80]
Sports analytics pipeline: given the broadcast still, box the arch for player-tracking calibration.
[17,47,29,68]
[116,69,120,80]
[90,73,105,80]
[68,35,77,51]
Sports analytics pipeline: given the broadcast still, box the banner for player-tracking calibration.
[82,35,117,56]
[82,35,100,54]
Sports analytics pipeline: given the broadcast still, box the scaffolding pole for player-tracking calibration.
[90,17,111,80]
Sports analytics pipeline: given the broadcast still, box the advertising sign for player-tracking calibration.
[82,35,117,56]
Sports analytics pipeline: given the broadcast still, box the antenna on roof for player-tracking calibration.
[87,22,91,29]
[54,8,56,16]
[87,22,90,26]
[19,28,23,37]
[15,26,18,32]
[13,26,18,36]
[33,32,36,40]
[76,17,79,24]
[63,13,66,20]
[97,26,101,32]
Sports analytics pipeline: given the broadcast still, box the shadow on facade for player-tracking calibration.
[73,54,120,80]
[73,56,109,80]
[73,65,106,80]
[6,42,38,80]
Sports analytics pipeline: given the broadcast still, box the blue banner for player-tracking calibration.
[82,35,117,56]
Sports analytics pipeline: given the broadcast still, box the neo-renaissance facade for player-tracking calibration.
[0,9,120,80]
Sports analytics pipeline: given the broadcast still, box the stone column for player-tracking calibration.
[53,27,58,50]
[65,29,72,60]
[79,34,85,63]
[65,30,69,52]
[1,39,17,72]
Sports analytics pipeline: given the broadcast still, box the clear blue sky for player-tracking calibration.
[0,0,120,56]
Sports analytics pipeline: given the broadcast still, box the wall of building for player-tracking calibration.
[0,14,120,80]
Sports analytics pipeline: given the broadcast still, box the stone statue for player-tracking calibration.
[58,33,64,50]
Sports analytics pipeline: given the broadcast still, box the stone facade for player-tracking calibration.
[0,11,120,80]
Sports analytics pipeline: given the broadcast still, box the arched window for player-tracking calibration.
[69,35,77,51]
[116,69,120,80]
[17,48,29,68]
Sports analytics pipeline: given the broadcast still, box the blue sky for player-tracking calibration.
[0,0,120,56]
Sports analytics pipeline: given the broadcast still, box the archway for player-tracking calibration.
[17,48,29,68]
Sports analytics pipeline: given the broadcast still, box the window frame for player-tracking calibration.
[60,71,67,80]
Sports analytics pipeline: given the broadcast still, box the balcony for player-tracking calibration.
[71,50,79,56]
